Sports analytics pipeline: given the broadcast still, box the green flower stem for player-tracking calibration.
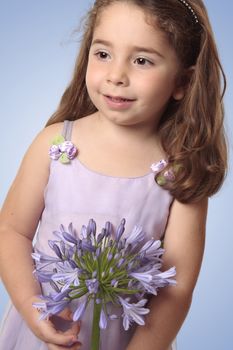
[91,301,102,350]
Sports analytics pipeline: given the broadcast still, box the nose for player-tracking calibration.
[106,61,129,86]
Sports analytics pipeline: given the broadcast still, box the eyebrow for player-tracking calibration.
[91,39,164,58]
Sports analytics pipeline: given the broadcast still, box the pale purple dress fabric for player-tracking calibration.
[0,121,177,350]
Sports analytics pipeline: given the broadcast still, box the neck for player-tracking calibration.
[94,112,161,149]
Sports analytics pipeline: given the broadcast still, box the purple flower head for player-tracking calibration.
[118,297,149,330]
[108,239,113,248]
[81,240,95,252]
[32,251,62,264]
[92,271,97,278]
[116,218,126,242]
[49,144,62,160]
[111,279,119,288]
[99,309,108,329]
[139,239,164,260]
[33,218,176,335]
[117,258,125,268]
[34,269,54,283]
[54,224,78,247]
[88,218,97,237]
[81,225,87,239]
[153,267,177,288]
[126,225,145,246]
[117,241,123,250]
[52,287,72,302]
[48,241,63,259]
[52,230,64,241]
[109,314,119,320]
[59,141,77,160]
[107,252,113,261]
[50,280,60,293]
[33,297,69,320]
[68,259,78,269]
[130,265,176,295]
[60,240,66,254]
[124,243,132,255]
[52,263,80,291]
[97,233,104,244]
[96,247,101,257]
[105,221,112,237]
[73,299,88,321]
[126,261,135,272]
[62,230,78,245]
[86,278,99,294]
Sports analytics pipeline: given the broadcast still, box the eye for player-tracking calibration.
[134,57,153,66]
[94,51,110,60]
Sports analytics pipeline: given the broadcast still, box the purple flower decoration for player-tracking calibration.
[150,159,168,174]
[164,169,176,182]
[151,159,176,186]
[49,144,62,160]
[49,135,78,164]
[59,141,77,160]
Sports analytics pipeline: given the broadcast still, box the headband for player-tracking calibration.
[177,0,199,24]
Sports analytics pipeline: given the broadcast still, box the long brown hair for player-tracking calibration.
[45,0,228,203]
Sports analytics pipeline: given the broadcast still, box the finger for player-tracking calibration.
[41,321,79,346]
[63,321,81,336]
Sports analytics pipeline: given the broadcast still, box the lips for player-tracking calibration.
[103,94,136,110]
[105,95,135,102]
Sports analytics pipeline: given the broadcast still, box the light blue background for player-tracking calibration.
[0,1,232,349]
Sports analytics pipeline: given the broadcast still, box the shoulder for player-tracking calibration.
[32,122,64,151]
[23,122,64,166]
[0,122,65,238]
[7,122,65,182]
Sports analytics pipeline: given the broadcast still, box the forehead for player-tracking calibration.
[93,2,169,50]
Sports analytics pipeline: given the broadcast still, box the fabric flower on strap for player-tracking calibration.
[151,159,177,186]
[49,135,78,164]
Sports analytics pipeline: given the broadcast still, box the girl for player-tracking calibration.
[0,0,227,350]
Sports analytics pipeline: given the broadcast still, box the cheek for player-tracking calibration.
[143,72,176,100]
[86,60,104,89]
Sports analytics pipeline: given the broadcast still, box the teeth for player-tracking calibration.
[108,96,129,102]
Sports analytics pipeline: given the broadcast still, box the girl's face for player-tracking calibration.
[86,2,184,130]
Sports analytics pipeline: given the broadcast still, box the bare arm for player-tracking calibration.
[0,123,81,348]
[126,197,208,350]
[0,126,51,306]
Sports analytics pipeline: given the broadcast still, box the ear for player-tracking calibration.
[172,66,195,101]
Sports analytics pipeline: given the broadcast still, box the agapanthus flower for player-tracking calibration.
[32,218,176,350]
[118,297,150,331]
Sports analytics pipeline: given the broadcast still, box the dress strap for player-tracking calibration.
[49,120,78,163]
[62,120,74,141]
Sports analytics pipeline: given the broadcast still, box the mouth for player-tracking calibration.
[104,95,135,102]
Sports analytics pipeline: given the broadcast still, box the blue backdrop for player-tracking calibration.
[0,1,232,349]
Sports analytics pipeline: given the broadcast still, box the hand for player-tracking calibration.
[19,296,82,349]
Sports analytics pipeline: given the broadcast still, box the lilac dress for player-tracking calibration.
[0,121,177,350]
